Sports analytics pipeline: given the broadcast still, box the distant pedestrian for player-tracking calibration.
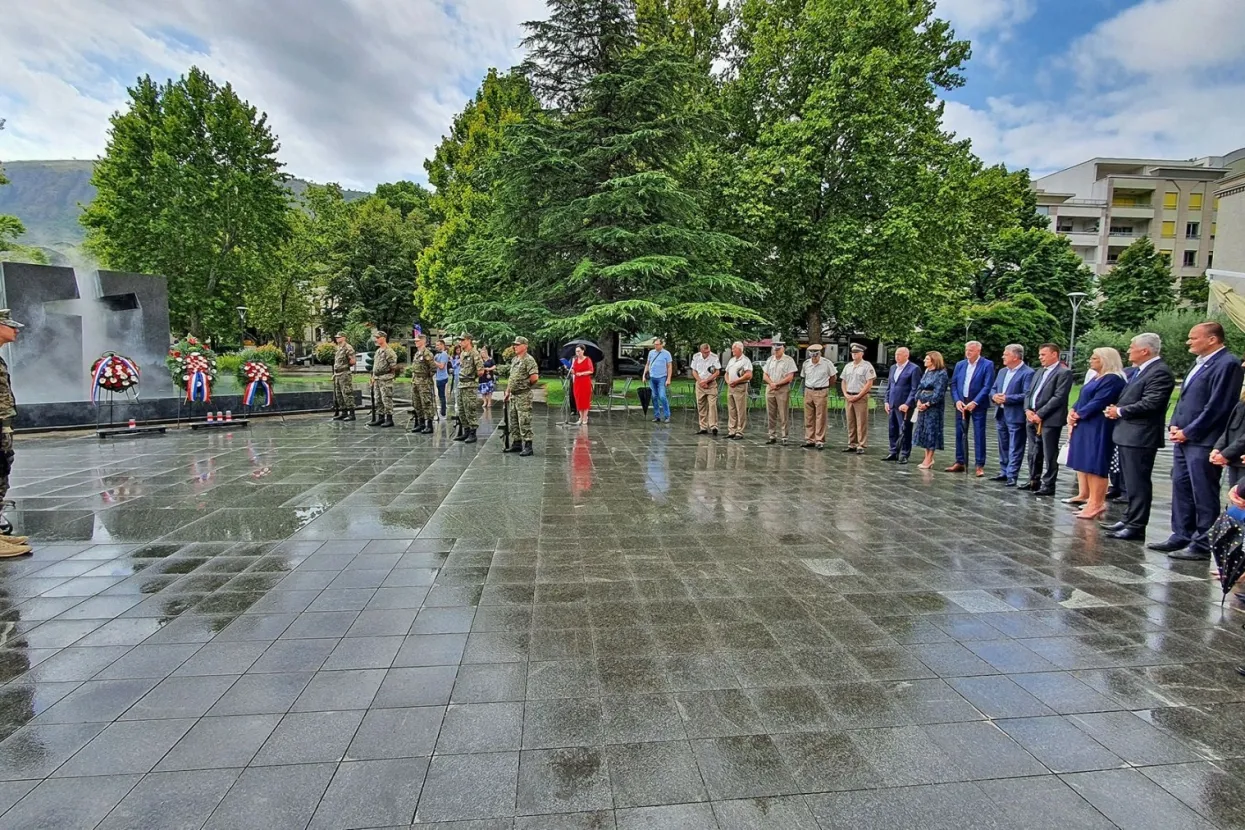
[434,339,449,419]
[643,338,673,423]
[840,344,876,454]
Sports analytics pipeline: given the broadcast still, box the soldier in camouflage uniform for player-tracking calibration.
[504,336,541,457]
[331,332,356,421]
[455,333,485,444]
[409,333,436,434]
[0,312,31,556]
[368,331,398,428]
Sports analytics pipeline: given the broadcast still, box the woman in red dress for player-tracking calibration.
[571,345,595,425]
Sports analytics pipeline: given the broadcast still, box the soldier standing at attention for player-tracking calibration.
[504,336,541,457]
[0,312,31,556]
[409,333,436,434]
[455,333,485,444]
[369,331,398,428]
[331,332,356,421]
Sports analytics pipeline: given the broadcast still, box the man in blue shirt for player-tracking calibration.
[433,339,450,419]
[643,338,674,423]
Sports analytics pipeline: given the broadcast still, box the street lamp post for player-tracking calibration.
[964,317,973,340]
[236,306,248,349]
[1067,292,1088,369]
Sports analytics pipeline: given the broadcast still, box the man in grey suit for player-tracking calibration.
[1102,333,1176,541]
[1020,343,1073,496]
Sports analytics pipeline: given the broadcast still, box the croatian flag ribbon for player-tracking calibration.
[243,379,273,407]
[186,371,211,402]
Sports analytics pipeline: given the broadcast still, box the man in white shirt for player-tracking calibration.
[724,341,753,440]
[689,343,722,436]
[840,344,877,454]
[801,344,836,449]
[763,340,798,444]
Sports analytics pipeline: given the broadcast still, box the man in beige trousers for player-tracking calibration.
[801,344,836,449]
[725,341,753,440]
[763,340,797,445]
[840,343,876,454]
[690,343,721,435]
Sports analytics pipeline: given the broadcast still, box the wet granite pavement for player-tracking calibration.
[1,406,1245,828]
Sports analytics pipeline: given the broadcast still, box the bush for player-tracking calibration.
[314,342,337,365]
[216,353,243,378]
[1140,310,1245,378]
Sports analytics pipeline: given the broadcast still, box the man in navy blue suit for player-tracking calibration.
[988,344,1035,487]
[883,346,922,464]
[1149,322,1244,560]
[946,340,995,477]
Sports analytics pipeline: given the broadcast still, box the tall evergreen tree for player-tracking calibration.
[1098,237,1176,332]
[82,68,290,338]
[520,0,638,110]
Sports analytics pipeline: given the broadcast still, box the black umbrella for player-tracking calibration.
[559,340,606,363]
[1210,512,1245,604]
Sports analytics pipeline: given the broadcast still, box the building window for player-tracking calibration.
[1035,206,1050,215]
[1209,252,1214,268]
[1160,249,1174,263]
[1109,225,1133,235]
[1212,222,1217,237]
[1163,192,1179,210]
[1161,220,1176,237]
[1106,253,1120,265]
[1189,193,1203,211]
[1056,223,1073,233]
[1187,222,1200,238]
[1183,250,1197,267]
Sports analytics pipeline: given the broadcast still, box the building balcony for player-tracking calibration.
[1062,231,1101,247]
[1057,204,1106,219]
[1108,205,1155,219]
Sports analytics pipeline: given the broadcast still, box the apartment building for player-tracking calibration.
[1213,169,1245,274]
[1033,148,1245,278]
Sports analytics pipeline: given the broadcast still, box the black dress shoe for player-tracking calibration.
[841,447,857,453]
[1100,521,1126,532]
[989,473,1009,482]
[883,454,898,461]
[1016,481,1035,491]
[697,429,708,435]
[1111,495,1129,503]
[898,456,909,464]
[1108,528,1146,541]
[766,438,777,445]
[1168,548,1211,561]
[1147,538,1191,553]
[1236,665,1245,678]
[1033,487,1056,496]
[1105,488,1122,500]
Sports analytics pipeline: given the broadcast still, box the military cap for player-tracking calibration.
[771,339,785,348]
[334,331,347,338]
[0,311,24,330]
[807,344,823,352]
[850,343,865,353]
[459,332,474,341]
[374,330,388,339]
[514,336,529,346]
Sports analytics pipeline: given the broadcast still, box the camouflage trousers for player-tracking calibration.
[374,378,395,416]
[333,371,355,412]
[456,382,480,428]
[411,378,435,419]
[0,425,11,503]
[508,391,534,442]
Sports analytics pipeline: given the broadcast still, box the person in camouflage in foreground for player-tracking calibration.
[504,336,541,458]
[0,311,31,557]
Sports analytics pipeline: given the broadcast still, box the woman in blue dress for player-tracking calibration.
[1067,348,1127,520]
[914,350,949,469]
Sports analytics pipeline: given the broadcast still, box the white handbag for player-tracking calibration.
[1057,443,1070,466]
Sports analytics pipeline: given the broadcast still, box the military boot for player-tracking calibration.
[330,406,342,421]
[366,411,381,426]
[464,428,477,444]
[519,440,533,457]
[453,423,467,441]
[421,419,434,434]
[381,414,395,428]
[344,410,356,421]
[409,416,421,433]
[503,440,523,453]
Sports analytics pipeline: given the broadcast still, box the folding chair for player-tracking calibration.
[608,377,634,416]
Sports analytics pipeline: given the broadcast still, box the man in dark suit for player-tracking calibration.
[1021,343,1073,495]
[946,341,995,477]
[988,344,1034,486]
[1147,322,1243,559]
[1103,333,1175,541]
[884,346,922,464]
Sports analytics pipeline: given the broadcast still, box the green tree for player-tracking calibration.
[1098,236,1175,332]
[726,0,974,344]
[374,181,432,220]
[914,293,1062,364]
[416,70,541,327]
[1136,309,1245,378]
[1071,326,1130,375]
[1179,272,1210,309]
[977,227,1095,331]
[467,35,764,374]
[520,0,637,110]
[0,158,47,264]
[82,68,291,339]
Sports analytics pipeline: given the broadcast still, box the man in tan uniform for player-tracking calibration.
[689,343,721,435]
[762,340,797,445]
[724,341,752,440]
[840,343,877,454]
[331,332,356,421]
[801,344,836,449]
[0,311,31,556]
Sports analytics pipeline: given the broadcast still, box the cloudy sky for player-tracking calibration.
[1,0,1242,190]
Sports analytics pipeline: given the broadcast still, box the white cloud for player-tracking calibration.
[943,0,1245,176]
[933,0,1036,37]
[0,0,548,189]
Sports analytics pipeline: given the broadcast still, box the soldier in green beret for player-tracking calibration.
[369,331,398,428]
[0,312,31,556]
[409,333,436,434]
[504,336,541,457]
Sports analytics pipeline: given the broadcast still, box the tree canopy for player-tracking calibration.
[1098,237,1176,332]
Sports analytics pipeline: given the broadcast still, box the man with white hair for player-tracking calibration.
[725,341,752,439]
[1102,333,1175,541]
[947,341,995,477]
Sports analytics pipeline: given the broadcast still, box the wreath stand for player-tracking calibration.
[240,387,286,425]
[96,389,167,439]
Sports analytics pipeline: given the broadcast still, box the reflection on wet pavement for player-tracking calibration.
[0,409,1241,827]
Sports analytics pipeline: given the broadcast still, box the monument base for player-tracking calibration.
[97,425,168,439]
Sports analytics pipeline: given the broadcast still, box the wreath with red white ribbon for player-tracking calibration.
[90,353,141,403]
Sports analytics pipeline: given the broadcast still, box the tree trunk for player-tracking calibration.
[598,330,616,387]
[189,310,202,340]
[807,307,822,346]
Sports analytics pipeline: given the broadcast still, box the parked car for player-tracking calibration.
[353,352,373,373]
[616,356,645,377]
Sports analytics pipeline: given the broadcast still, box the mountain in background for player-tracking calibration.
[0,159,370,259]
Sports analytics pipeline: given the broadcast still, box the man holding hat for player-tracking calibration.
[801,344,836,449]
[762,339,797,445]
[331,332,356,421]
[505,336,541,457]
[369,330,398,428]
[455,333,486,443]
[0,312,31,556]
[840,343,876,454]
[409,333,437,434]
